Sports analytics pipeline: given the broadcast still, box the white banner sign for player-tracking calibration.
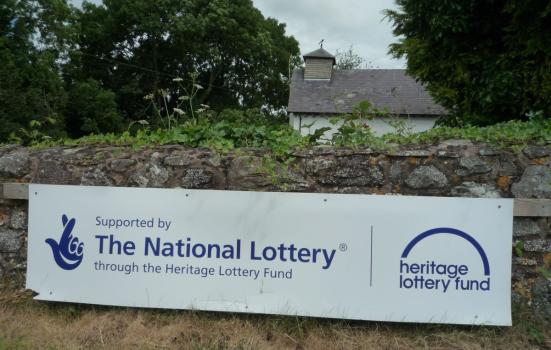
[26,184,513,325]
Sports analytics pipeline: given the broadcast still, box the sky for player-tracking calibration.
[252,0,405,68]
[71,0,405,68]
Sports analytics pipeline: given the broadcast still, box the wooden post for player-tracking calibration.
[1,182,550,217]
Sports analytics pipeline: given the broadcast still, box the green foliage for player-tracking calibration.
[528,324,546,345]
[0,48,67,140]
[383,117,551,147]
[144,72,209,130]
[328,101,392,150]
[538,266,551,280]
[0,0,71,141]
[73,0,300,122]
[329,116,386,150]
[25,101,551,154]
[386,0,551,125]
[0,0,299,143]
[9,115,59,145]
[385,116,414,137]
[514,241,525,258]
[47,109,311,154]
[324,101,550,150]
[66,79,123,137]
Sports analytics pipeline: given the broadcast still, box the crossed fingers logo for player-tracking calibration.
[45,215,84,270]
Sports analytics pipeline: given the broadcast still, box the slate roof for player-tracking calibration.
[303,48,336,64]
[288,69,447,116]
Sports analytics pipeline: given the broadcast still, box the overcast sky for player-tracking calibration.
[252,0,405,68]
[72,0,405,68]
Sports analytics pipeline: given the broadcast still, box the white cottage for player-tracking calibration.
[288,48,447,136]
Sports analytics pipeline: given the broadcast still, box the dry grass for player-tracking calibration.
[0,290,549,350]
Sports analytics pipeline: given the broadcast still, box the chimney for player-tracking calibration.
[303,48,336,80]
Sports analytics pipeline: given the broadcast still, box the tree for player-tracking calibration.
[335,46,364,70]
[0,0,71,141]
[386,0,551,125]
[73,0,300,124]
[0,0,300,141]
[65,79,122,136]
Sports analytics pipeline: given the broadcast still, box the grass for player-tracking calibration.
[0,289,550,350]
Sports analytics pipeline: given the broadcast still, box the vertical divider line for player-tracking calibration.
[370,225,374,287]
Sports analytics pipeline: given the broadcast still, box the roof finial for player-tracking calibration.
[319,39,325,49]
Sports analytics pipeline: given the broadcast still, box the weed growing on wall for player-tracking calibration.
[43,110,311,155]
[13,105,551,153]
[383,117,551,148]
[143,72,209,131]
[328,101,393,150]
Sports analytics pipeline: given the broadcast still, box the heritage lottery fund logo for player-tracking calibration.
[399,227,490,293]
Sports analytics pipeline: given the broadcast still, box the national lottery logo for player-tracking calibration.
[399,227,490,293]
[45,214,84,270]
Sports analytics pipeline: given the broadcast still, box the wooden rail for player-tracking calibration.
[1,183,29,200]
[1,183,551,217]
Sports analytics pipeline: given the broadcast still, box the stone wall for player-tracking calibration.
[1,141,550,313]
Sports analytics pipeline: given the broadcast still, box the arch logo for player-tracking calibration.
[399,227,490,293]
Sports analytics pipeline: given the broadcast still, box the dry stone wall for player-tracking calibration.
[0,141,550,314]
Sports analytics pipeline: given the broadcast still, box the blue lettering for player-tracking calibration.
[145,237,160,256]
[95,234,135,255]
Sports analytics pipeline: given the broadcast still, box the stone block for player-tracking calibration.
[456,156,491,176]
[523,146,551,159]
[110,159,136,172]
[0,151,29,177]
[513,218,542,237]
[511,165,551,198]
[182,168,213,189]
[405,165,448,189]
[0,228,21,252]
[9,208,27,230]
[523,239,551,253]
[81,168,113,186]
[451,182,500,198]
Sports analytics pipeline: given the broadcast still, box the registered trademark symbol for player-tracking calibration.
[339,243,348,252]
